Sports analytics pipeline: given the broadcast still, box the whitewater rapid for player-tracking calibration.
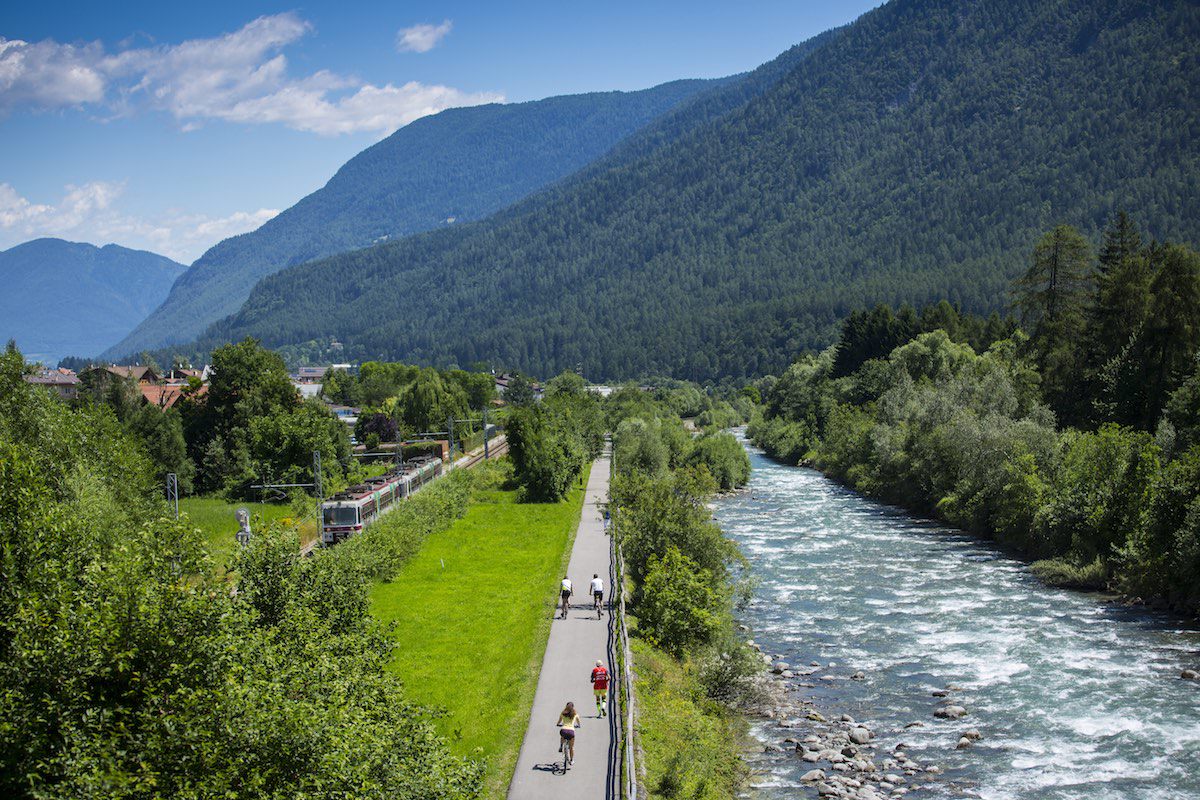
[719,440,1200,800]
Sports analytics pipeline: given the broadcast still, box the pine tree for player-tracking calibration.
[1013,224,1092,419]
[1087,213,1151,368]
[1142,244,1200,423]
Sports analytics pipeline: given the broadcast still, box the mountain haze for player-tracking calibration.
[188,0,1200,380]
[0,238,185,364]
[103,79,721,359]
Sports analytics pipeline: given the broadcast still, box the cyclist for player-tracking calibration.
[590,573,604,615]
[559,576,573,618]
[591,660,609,717]
[557,701,581,765]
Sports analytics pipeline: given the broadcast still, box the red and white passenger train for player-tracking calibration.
[319,455,443,545]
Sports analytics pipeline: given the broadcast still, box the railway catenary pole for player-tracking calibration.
[447,417,455,460]
[166,473,179,520]
[483,409,489,459]
[312,450,323,528]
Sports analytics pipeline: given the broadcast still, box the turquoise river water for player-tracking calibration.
[717,438,1200,800]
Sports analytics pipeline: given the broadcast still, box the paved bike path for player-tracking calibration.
[508,455,616,800]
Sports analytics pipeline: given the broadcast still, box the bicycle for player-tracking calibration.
[559,590,572,619]
[558,732,572,772]
[593,591,603,619]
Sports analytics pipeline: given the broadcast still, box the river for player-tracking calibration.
[717,439,1200,800]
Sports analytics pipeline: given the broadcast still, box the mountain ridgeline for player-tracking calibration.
[0,238,184,363]
[102,79,721,359]
[189,0,1199,380]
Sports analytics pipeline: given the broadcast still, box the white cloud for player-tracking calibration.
[0,181,279,263]
[396,20,453,54]
[0,14,499,136]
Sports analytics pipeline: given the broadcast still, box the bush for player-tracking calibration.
[506,405,587,502]
[688,432,751,490]
[637,547,728,656]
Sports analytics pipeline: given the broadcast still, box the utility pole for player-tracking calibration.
[166,473,179,520]
[483,408,490,459]
[313,450,323,500]
[447,417,455,460]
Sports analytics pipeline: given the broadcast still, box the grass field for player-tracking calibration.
[179,497,310,569]
[369,466,589,799]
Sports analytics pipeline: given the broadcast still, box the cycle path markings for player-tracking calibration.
[507,455,616,799]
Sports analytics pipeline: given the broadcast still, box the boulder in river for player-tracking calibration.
[1182,669,1198,680]
[801,768,826,782]
[956,737,972,749]
[962,729,982,741]
[772,661,789,674]
[934,705,967,719]
[850,727,872,744]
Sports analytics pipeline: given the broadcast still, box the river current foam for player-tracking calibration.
[720,441,1200,800]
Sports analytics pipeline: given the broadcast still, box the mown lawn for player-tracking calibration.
[179,497,306,569]
[369,466,589,799]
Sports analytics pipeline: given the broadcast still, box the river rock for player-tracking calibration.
[931,690,948,697]
[963,729,982,741]
[817,782,839,797]
[956,737,972,749]
[802,750,822,763]
[842,745,858,757]
[805,735,821,743]
[1182,669,1199,680]
[801,768,826,782]
[925,765,942,774]
[781,670,795,678]
[764,744,785,753]
[850,727,872,744]
[904,721,925,729]
[851,670,866,680]
[934,705,967,719]
[808,711,828,722]
[772,661,790,674]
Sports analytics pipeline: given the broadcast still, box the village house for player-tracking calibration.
[23,367,81,400]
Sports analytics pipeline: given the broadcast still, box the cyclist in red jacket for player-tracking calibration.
[590,659,609,717]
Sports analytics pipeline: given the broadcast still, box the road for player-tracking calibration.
[507,454,616,800]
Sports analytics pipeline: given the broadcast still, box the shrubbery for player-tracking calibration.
[0,348,480,799]
[751,265,1200,612]
[506,373,603,501]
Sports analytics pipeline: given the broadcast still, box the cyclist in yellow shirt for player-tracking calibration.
[557,701,581,765]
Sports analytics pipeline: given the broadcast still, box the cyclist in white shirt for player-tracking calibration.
[590,574,604,614]
[559,576,573,618]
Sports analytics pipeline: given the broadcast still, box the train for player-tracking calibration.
[319,455,443,545]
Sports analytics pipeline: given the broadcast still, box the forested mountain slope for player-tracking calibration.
[0,238,184,363]
[200,0,1200,380]
[103,79,719,359]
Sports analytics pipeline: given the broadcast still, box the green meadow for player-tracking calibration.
[370,466,589,799]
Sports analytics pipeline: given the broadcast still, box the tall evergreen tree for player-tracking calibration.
[1086,213,1152,372]
[1013,224,1092,419]
[1142,244,1200,422]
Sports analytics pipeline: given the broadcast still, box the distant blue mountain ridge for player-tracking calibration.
[0,238,185,364]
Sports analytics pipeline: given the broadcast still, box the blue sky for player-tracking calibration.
[0,1,880,262]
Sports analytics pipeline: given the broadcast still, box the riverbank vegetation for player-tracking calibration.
[370,460,588,799]
[610,395,758,799]
[0,346,481,798]
[751,214,1200,614]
